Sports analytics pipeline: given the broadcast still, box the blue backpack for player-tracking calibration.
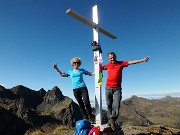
[74,119,92,135]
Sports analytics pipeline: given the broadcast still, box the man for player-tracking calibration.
[102,52,149,130]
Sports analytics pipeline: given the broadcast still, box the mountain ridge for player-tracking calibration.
[0,85,180,135]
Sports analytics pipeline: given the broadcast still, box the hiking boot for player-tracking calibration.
[89,116,95,124]
[115,119,122,130]
[108,118,116,130]
[106,120,111,127]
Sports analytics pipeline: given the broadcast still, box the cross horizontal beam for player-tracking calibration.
[66,8,117,39]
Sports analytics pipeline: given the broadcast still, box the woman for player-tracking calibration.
[53,57,94,123]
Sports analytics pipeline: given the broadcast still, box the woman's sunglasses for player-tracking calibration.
[74,62,80,64]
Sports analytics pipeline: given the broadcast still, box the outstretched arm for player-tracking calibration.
[53,64,69,77]
[86,72,95,76]
[128,56,149,65]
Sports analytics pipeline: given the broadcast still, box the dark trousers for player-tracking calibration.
[73,87,92,119]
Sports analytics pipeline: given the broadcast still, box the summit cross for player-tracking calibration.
[66,5,117,125]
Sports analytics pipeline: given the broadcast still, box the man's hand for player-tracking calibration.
[142,56,149,62]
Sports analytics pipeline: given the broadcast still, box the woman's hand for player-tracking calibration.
[53,63,58,69]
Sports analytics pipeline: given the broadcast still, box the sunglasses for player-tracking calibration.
[74,62,80,64]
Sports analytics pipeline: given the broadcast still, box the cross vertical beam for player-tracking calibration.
[66,5,117,126]
[92,5,102,125]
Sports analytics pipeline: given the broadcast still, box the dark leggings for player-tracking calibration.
[73,87,92,119]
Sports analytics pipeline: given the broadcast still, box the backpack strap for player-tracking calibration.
[88,126,100,135]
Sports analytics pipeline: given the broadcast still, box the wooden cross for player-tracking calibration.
[66,5,117,125]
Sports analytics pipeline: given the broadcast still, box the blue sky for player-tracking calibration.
[0,0,180,107]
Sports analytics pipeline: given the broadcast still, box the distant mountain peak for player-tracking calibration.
[0,85,6,92]
[52,86,60,91]
[160,95,174,101]
[11,85,32,94]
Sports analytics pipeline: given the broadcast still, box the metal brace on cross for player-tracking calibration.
[66,5,117,125]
